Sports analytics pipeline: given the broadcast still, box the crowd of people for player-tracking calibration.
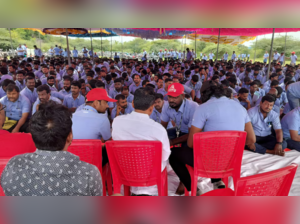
[0,46,299,196]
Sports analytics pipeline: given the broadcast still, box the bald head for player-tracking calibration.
[268,88,278,96]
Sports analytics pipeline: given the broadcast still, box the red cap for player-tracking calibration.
[86,89,117,102]
[292,51,295,54]
[165,83,184,97]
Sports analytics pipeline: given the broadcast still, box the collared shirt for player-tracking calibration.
[63,94,85,109]
[281,107,300,139]
[184,80,202,99]
[124,76,133,86]
[82,49,89,57]
[72,50,78,57]
[35,71,44,79]
[247,91,260,107]
[59,89,72,96]
[72,105,111,141]
[273,53,280,60]
[111,103,134,120]
[32,96,62,115]
[0,94,31,121]
[209,53,214,59]
[223,53,228,60]
[17,47,24,56]
[109,88,121,99]
[157,88,168,101]
[126,93,134,103]
[129,82,142,94]
[1,149,102,196]
[48,48,54,56]
[54,47,61,55]
[20,87,38,105]
[0,87,6,98]
[186,51,192,60]
[161,99,197,134]
[34,48,42,57]
[112,111,170,195]
[288,82,300,98]
[248,105,282,137]
[104,80,114,92]
[290,55,297,63]
[192,97,250,132]
[231,53,236,60]
[264,53,269,59]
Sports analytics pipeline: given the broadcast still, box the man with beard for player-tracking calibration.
[111,94,134,120]
[161,83,198,147]
[150,93,173,129]
[46,76,58,92]
[247,95,287,156]
[157,78,173,100]
[0,84,31,133]
[20,76,38,105]
[109,78,122,99]
[129,74,142,94]
[15,70,26,91]
[32,85,61,115]
[59,76,72,96]
[63,81,85,113]
[121,86,134,103]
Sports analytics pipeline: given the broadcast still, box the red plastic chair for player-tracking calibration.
[0,133,36,196]
[68,140,113,196]
[185,131,247,196]
[202,164,298,196]
[105,141,168,196]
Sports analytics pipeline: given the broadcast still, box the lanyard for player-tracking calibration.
[172,99,186,137]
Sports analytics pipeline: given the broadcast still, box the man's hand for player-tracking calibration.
[36,104,40,112]
[70,107,77,113]
[12,127,20,133]
[248,143,256,151]
[274,143,284,156]
[116,105,122,114]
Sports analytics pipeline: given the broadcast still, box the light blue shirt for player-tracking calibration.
[20,87,38,105]
[59,89,72,96]
[281,107,300,139]
[185,80,202,98]
[283,103,291,115]
[191,97,250,132]
[72,105,111,141]
[150,107,173,129]
[63,94,85,109]
[248,105,282,137]
[82,48,88,57]
[157,88,168,101]
[32,96,62,115]
[72,50,78,57]
[129,82,142,94]
[54,47,61,55]
[161,99,197,134]
[126,93,134,103]
[0,87,6,98]
[108,88,122,99]
[124,76,133,86]
[111,103,134,120]
[51,91,65,101]
[34,48,42,57]
[287,82,300,98]
[104,80,114,92]
[0,94,31,121]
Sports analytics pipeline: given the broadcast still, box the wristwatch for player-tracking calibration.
[276,142,283,145]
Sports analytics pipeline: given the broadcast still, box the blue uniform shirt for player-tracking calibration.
[0,87,6,98]
[72,50,78,57]
[185,80,202,98]
[109,88,122,99]
[20,87,38,105]
[72,105,111,141]
[248,105,282,137]
[15,80,26,91]
[161,99,197,134]
[63,94,85,109]
[32,96,61,115]
[126,93,134,103]
[111,103,134,120]
[59,89,72,96]
[157,88,168,101]
[0,94,31,121]
[191,97,250,132]
[129,82,142,94]
[150,106,173,129]
[281,107,300,139]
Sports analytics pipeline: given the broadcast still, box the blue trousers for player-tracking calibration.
[286,139,300,152]
[253,135,287,154]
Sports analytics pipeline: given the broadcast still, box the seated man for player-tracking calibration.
[63,81,85,113]
[111,94,134,120]
[247,95,287,156]
[287,81,300,110]
[281,107,300,151]
[0,84,30,133]
[0,101,103,196]
[169,81,256,195]
[112,87,170,196]
[161,83,198,147]
[238,88,251,110]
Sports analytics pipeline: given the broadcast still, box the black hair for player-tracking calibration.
[185,70,191,76]
[0,67,8,75]
[111,73,118,79]
[270,73,278,79]
[142,80,149,86]
[155,93,163,101]
[16,70,25,76]
[133,87,155,111]
[29,101,72,151]
[47,76,55,81]
[238,88,249,94]
[191,75,199,82]
[122,72,128,79]
[86,71,94,78]
[6,84,20,93]
[224,87,233,99]
[284,77,292,84]
[25,76,35,83]
[115,94,126,101]
[261,95,276,104]
[228,77,237,85]
[95,80,105,88]
[270,80,279,87]
[2,79,15,87]
[250,81,258,86]
[114,78,122,84]
[244,77,251,83]
[37,84,51,94]
[89,79,97,89]
[201,81,226,103]
[275,86,283,96]
[71,81,81,89]
[212,75,220,81]
[146,83,155,89]
[221,79,229,87]
[105,75,112,82]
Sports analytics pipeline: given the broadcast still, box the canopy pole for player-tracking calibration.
[90,28,94,64]
[8,28,13,51]
[254,37,258,62]
[284,32,287,64]
[216,28,221,62]
[194,31,196,59]
[266,28,275,81]
[65,28,71,66]
[122,36,123,59]
[101,28,103,58]
[181,36,183,52]
[111,36,112,58]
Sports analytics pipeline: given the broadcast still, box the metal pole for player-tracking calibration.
[254,36,258,62]
[101,28,103,58]
[122,36,123,59]
[284,32,287,64]
[216,28,221,61]
[65,28,71,66]
[89,28,94,64]
[8,28,13,51]
[194,31,196,59]
[266,28,275,81]
[111,36,112,58]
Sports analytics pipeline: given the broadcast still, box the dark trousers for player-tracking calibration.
[6,120,29,133]
[286,139,300,152]
[167,128,188,147]
[247,135,287,154]
[102,145,108,167]
[169,146,220,192]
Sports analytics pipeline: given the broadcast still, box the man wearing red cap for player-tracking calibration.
[161,83,198,147]
[289,51,297,66]
[72,88,116,145]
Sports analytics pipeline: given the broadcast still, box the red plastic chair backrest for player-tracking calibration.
[105,141,162,187]
[67,140,102,171]
[193,131,247,184]
[0,133,36,157]
[235,164,298,196]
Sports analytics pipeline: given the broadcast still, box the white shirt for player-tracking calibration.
[273,53,280,60]
[17,47,24,56]
[223,53,228,60]
[159,52,164,58]
[48,48,54,56]
[209,53,214,59]
[178,52,182,59]
[264,53,269,59]
[291,55,297,63]
[143,51,147,56]
[279,55,285,62]
[112,111,171,195]
[231,53,236,60]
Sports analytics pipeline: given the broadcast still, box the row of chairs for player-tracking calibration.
[0,130,298,196]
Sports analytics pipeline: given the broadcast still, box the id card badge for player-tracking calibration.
[176,130,180,138]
